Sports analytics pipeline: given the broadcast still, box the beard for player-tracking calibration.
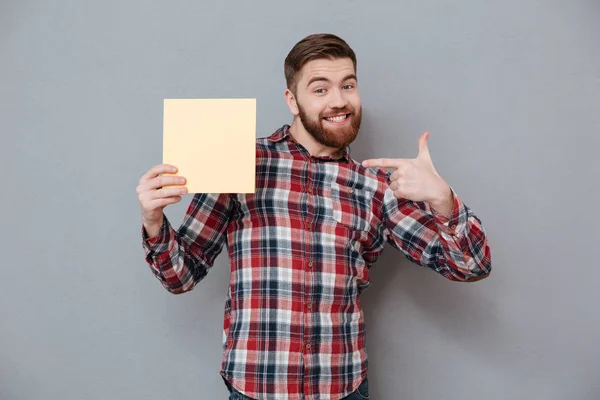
[297,102,362,150]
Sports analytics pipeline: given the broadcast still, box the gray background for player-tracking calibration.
[1,0,599,399]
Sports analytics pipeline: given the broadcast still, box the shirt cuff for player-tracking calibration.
[426,186,467,236]
[141,215,173,255]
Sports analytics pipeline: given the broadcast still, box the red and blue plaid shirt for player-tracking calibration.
[142,124,491,399]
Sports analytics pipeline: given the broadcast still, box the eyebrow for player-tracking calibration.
[306,74,357,87]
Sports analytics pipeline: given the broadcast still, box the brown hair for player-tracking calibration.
[284,33,357,95]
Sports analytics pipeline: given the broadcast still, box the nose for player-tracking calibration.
[328,88,348,110]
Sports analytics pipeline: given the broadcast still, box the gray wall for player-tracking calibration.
[2,0,599,399]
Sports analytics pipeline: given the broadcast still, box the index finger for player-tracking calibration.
[362,158,402,169]
[142,164,178,182]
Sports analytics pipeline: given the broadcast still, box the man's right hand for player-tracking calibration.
[137,164,187,238]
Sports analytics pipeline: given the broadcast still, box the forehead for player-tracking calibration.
[298,57,356,83]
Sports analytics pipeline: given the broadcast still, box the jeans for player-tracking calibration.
[226,376,370,400]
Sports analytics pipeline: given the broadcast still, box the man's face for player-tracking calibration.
[292,57,362,151]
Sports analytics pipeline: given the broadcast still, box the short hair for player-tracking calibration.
[284,33,357,95]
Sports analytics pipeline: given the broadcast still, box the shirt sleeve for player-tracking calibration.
[141,192,234,294]
[381,184,492,282]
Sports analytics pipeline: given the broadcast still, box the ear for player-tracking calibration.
[284,88,299,116]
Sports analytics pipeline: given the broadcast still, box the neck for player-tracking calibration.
[288,118,345,159]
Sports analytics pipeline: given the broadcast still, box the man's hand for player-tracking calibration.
[137,164,188,238]
[361,132,453,216]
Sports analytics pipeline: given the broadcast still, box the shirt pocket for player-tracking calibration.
[325,181,374,233]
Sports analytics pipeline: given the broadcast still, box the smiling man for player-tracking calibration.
[137,33,492,400]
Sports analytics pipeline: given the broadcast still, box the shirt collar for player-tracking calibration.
[268,124,351,163]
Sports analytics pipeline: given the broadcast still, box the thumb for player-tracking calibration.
[417,131,432,160]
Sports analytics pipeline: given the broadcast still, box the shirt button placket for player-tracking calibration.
[303,156,319,395]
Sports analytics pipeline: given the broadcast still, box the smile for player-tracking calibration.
[323,114,350,123]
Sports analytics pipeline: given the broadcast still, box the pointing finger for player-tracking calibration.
[362,158,405,169]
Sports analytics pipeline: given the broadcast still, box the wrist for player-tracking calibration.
[143,215,164,239]
[430,181,451,203]
[429,185,453,217]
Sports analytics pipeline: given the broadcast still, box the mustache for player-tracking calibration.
[320,107,357,118]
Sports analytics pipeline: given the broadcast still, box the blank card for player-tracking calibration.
[162,98,256,193]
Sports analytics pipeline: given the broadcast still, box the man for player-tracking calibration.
[137,33,491,400]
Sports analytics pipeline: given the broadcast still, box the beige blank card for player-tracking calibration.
[162,98,256,193]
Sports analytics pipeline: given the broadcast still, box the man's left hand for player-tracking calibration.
[361,132,453,215]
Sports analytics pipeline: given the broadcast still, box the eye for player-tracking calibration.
[343,84,354,90]
[314,88,326,94]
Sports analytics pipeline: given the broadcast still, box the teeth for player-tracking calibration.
[325,114,347,122]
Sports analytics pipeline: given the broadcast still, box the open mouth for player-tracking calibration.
[323,113,351,124]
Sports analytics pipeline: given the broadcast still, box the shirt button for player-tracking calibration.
[348,188,354,194]
[308,186,313,193]
[306,343,311,350]
[308,222,312,229]
[307,303,312,309]
[308,261,313,268]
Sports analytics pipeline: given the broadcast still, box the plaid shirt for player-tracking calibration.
[142,124,491,400]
